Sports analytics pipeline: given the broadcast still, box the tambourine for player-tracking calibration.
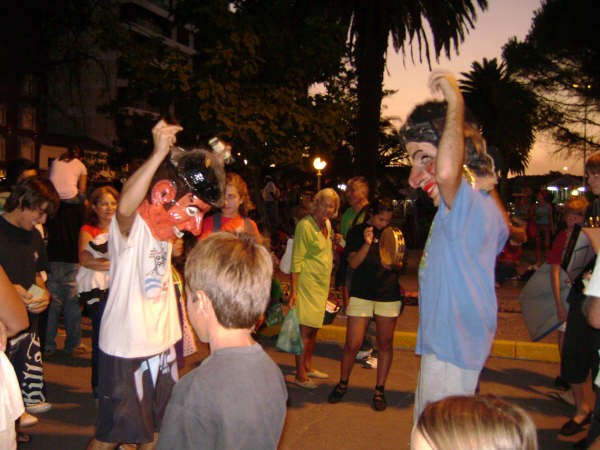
[378,226,406,271]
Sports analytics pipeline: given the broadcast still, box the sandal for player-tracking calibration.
[372,387,387,411]
[328,381,348,403]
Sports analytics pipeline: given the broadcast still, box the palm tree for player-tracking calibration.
[459,58,538,183]
[344,0,488,185]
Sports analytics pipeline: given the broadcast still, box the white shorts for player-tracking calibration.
[413,353,481,422]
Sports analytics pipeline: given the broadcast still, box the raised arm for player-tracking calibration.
[430,71,465,209]
[117,120,182,236]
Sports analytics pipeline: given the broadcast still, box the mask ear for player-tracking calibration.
[150,179,177,205]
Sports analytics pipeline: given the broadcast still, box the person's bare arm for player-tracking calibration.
[0,265,28,342]
[550,264,568,323]
[584,296,600,329]
[78,173,88,197]
[430,71,465,209]
[78,228,110,271]
[289,272,298,307]
[117,120,182,236]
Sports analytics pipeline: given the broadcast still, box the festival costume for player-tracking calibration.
[95,214,180,443]
[157,344,287,450]
[100,214,181,357]
[291,215,333,328]
[0,215,49,407]
[414,179,508,419]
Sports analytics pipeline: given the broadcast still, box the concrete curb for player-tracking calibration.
[317,325,560,363]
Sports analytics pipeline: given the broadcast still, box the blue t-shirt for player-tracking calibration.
[416,180,508,370]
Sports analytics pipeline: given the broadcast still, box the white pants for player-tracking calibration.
[413,353,480,422]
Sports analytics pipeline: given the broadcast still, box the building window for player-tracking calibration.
[0,103,6,126]
[19,105,36,131]
[0,136,5,161]
[22,74,37,96]
[19,136,35,160]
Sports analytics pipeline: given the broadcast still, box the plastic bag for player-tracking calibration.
[265,303,285,327]
[275,308,303,354]
[279,238,293,274]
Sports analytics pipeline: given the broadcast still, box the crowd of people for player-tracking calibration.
[5,70,600,450]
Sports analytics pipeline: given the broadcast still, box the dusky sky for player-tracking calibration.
[381,0,583,176]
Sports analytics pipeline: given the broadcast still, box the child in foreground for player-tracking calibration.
[157,232,287,450]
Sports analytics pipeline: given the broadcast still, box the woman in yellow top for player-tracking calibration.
[289,188,340,389]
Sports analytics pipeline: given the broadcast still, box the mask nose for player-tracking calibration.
[408,165,423,189]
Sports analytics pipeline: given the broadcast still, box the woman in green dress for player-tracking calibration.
[289,188,340,389]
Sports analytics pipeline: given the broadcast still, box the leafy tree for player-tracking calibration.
[503,0,600,157]
[459,58,538,181]
[167,0,352,171]
[340,0,488,186]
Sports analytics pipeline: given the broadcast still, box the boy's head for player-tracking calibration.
[138,148,225,241]
[402,101,496,205]
[4,176,60,231]
[586,152,600,196]
[564,196,589,229]
[184,232,273,341]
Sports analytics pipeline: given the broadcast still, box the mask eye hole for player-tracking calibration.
[185,206,199,217]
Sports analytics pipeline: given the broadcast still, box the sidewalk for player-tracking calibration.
[22,333,578,450]
[18,246,576,450]
[270,246,561,363]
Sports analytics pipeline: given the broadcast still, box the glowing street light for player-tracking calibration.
[313,157,327,190]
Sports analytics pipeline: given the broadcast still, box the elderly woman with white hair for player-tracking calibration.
[289,187,340,389]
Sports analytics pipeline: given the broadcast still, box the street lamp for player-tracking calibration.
[313,157,327,191]
[573,82,591,186]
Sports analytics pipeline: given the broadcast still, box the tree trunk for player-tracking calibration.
[353,1,388,189]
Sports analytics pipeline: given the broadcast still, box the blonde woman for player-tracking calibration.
[289,188,340,389]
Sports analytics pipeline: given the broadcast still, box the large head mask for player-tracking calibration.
[401,101,497,191]
[138,148,225,241]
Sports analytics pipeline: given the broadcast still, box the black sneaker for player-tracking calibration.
[328,382,348,404]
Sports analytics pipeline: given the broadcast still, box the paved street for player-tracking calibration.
[20,327,583,450]
[18,247,587,449]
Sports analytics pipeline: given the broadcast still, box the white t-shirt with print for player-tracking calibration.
[99,214,181,358]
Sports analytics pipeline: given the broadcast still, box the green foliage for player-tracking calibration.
[164,0,352,169]
[460,58,538,178]
[503,0,600,156]
[344,0,488,184]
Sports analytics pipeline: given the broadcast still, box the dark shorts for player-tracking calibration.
[561,302,600,384]
[95,347,178,444]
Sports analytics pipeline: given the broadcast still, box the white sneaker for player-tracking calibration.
[355,349,373,361]
[25,401,52,414]
[364,356,378,369]
[19,412,39,427]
